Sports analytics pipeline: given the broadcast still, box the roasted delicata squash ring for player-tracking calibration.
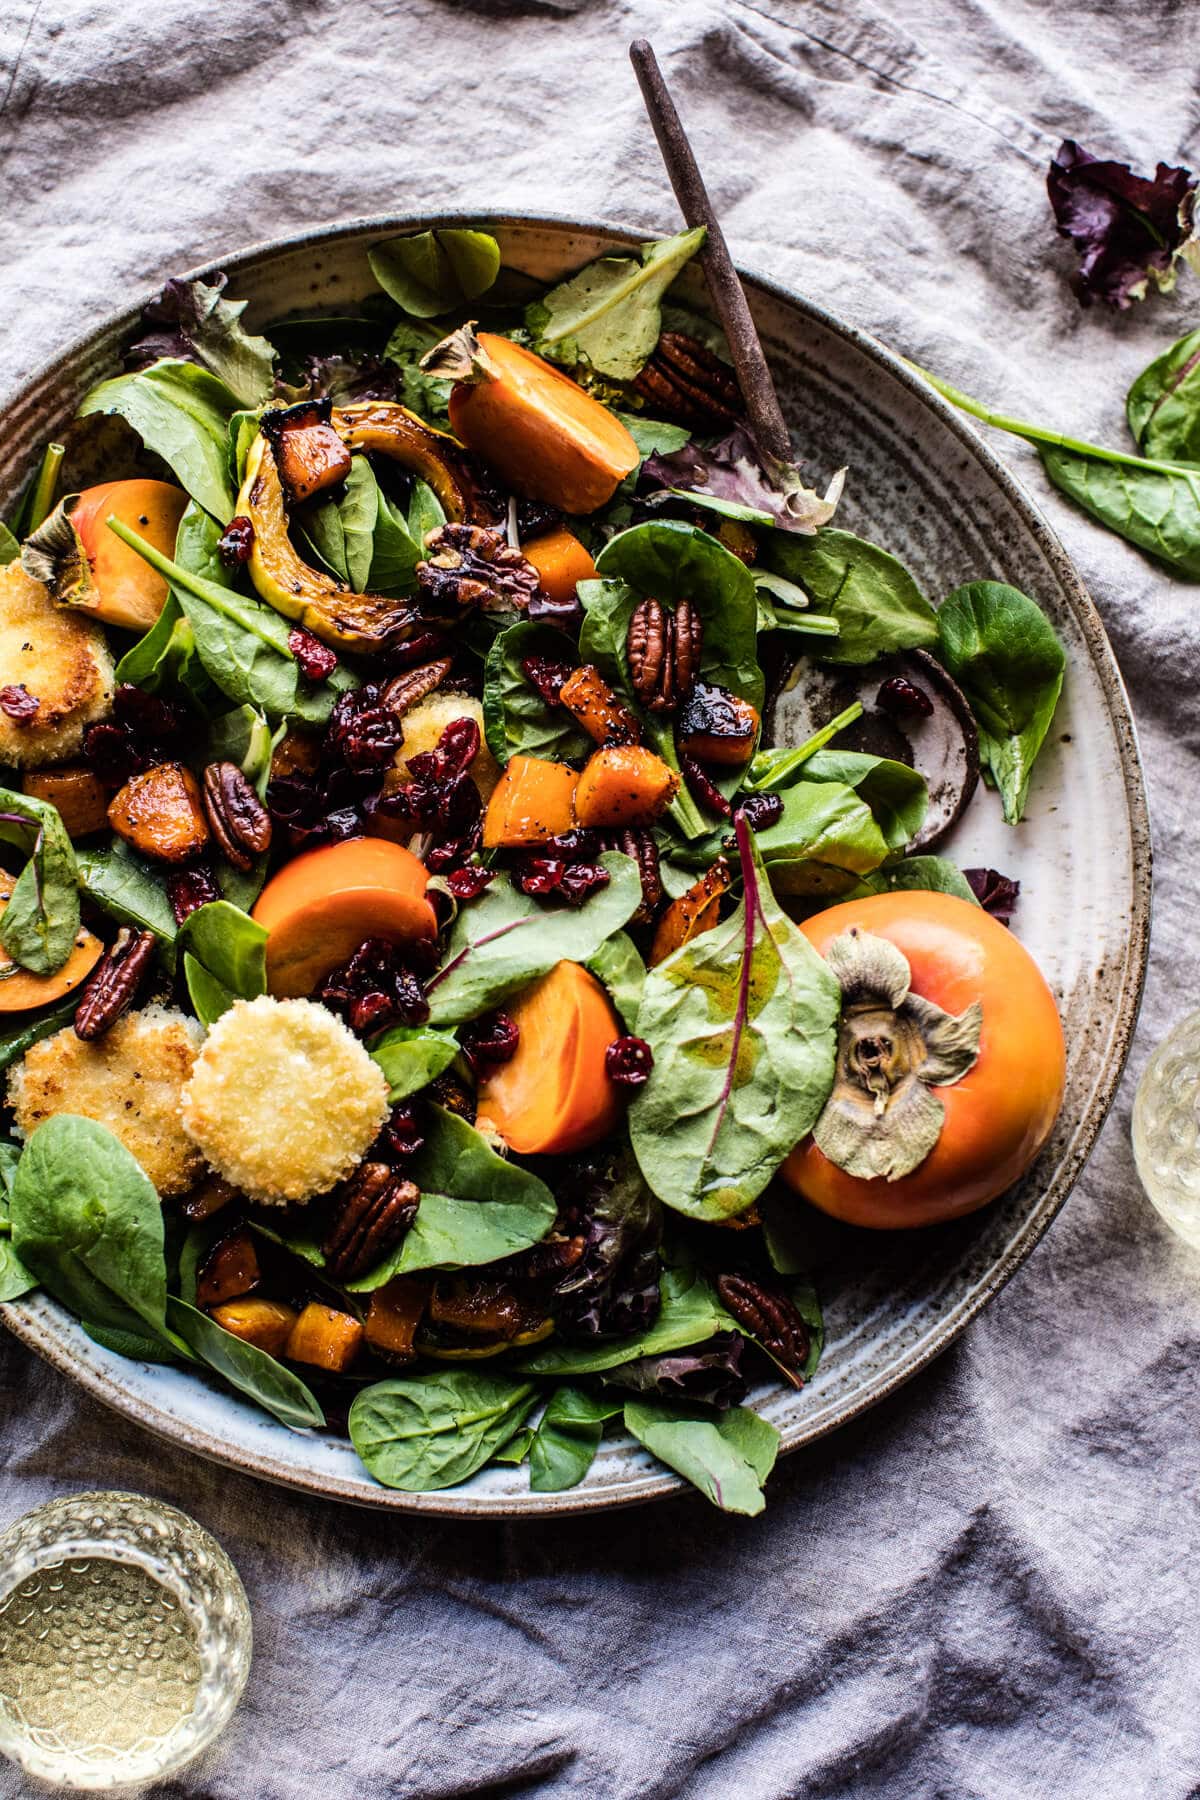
[236,401,491,653]
[416,1318,554,1361]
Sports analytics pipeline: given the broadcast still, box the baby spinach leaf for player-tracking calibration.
[483,620,594,766]
[369,228,501,319]
[614,414,692,461]
[0,521,20,564]
[801,749,928,851]
[753,778,891,890]
[369,1024,460,1102]
[364,491,423,597]
[764,529,938,665]
[0,997,80,1077]
[1038,446,1200,578]
[1127,326,1200,462]
[936,582,1065,824]
[526,227,706,382]
[623,1399,779,1515]
[587,930,645,1031]
[0,788,80,975]
[630,819,841,1220]
[81,1322,183,1364]
[76,837,178,945]
[165,1295,325,1430]
[594,521,763,708]
[177,900,267,1025]
[118,504,357,724]
[77,359,239,523]
[426,853,642,1025]
[517,1267,737,1376]
[345,1106,556,1286]
[10,1116,172,1341]
[115,591,219,713]
[846,855,980,904]
[528,1387,621,1493]
[0,1237,36,1302]
[305,456,378,593]
[407,477,446,548]
[350,1370,537,1490]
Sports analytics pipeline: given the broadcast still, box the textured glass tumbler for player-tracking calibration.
[0,1491,251,1789]
[1132,1009,1200,1250]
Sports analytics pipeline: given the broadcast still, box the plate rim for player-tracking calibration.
[0,208,1153,1517]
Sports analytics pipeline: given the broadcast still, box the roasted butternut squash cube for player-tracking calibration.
[285,1302,364,1372]
[210,1298,298,1357]
[364,1277,428,1366]
[676,683,759,767]
[649,857,733,967]
[108,761,209,864]
[22,765,111,839]
[574,745,678,829]
[558,664,640,747]
[196,1229,261,1310]
[264,402,352,504]
[483,754,579,847]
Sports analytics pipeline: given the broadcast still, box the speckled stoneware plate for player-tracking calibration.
[0,214,1151,1516]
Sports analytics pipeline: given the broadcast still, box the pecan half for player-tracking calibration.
[74,927,157,1041]
[633,332,743,430]
[323,1163,420,1283]
[415,524,540,614]
[381,656,453,718]
[202,761,273,872]
[716,1274,812,1389]
[626,596,702,714]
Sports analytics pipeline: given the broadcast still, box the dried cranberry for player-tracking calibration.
[539,828,602,859]
[217,515,255,567]
[445,865,494,901]
[460,1011,520,1073]
[876,675,934,718]
[414,716,480,781]
[734,792,784,832]
[114,685,185,742]
[82,721,143,784]
[375,1101,426,1163]
[424,816,483,872]
[382,629,452,671]
[522,655,575,708]
[678,751,732,818]
[326,684,403,772]
[512,855,611,907]
[558,862,611,905]
[166,864,221,925]
[319,937,431,1034]
[964,866,1020,925]
[605,1036,654,1088]
[288,626,339,682]
[84,686,185,785]
[0,685,39,724]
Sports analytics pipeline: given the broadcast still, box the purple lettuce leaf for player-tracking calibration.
[125,273,276,406]
[643,425,845,535]
[963,866,1020,925]
[1047,140,1198,309]
[600,1331,748,1409]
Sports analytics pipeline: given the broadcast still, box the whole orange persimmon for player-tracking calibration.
[781,891,1065,1229]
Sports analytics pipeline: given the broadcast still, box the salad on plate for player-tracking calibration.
[0,223,1067,1513]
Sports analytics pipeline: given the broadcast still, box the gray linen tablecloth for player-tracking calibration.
[2,1,1199,1793]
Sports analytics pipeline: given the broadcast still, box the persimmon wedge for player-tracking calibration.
[476,959,622,1156]
[251,836,436,998]
[448,332,639,514]
[72,479,189,631]
[0,870,102,1013]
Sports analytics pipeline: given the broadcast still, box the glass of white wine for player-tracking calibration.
[0,1490,251,1789]
[1132,1008,1200,1250]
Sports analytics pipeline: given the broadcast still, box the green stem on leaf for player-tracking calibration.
[744,701,864,792]
[106,516,286,654]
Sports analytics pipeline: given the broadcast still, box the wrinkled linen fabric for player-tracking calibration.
[1,1,1198,1793]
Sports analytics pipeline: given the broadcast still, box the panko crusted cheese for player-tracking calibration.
[7,1004,205,1196]
[0,560,114,766]
[180,995,389,1205]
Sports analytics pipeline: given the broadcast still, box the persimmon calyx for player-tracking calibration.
[813,927,982,1182]
[20,496,94,607]
[420,322,498,387]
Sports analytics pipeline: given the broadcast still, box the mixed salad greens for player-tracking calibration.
[0,224,1065,1513]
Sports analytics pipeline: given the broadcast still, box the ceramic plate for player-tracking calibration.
[0,214,1151,1515]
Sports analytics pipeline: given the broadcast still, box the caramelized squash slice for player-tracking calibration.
[558,664,640,747]
[649,857,733,967]
[285,1302,364,1372]
[107,761,209,865]
[211,1298,297,1356]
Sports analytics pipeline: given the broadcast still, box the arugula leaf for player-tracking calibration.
[349,1370,538,1490]
[846,854,980,905]
[630,818,841,1220]
[483,620,594,766]
[10,1116,173,1342]
[0,788,80,975]
[763,528,938,665]
[517,1266,737,1376]
[118,504,357,724]
[526,227,706,382]
[76,836,178,944]
[936,582,1065,824]
[127,275,276,407]
[1127,326,1200,462]
[178,900,267,1026]
[369,1024,460,1102]
[77,359,239,523]
[425,854,642,1026]
[165,1296,324,1430]
[0,997,77,1077]
[586,930,645,1031]
[369,229,501,319]
[623,1399,779,1515]
[528,1387,621,1493]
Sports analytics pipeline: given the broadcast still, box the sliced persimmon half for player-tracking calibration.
[476,958,622,1156]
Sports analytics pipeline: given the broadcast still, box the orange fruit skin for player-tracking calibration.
[476,959,622,1155]
[781,891,1066,1229]
[73,480,188,631]
[448,334,639,513]
[251,837,436,998]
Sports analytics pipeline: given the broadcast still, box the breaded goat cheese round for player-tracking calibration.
[0,561,114,766]
[8,1004,205,1196]
[180,996,389,1205]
